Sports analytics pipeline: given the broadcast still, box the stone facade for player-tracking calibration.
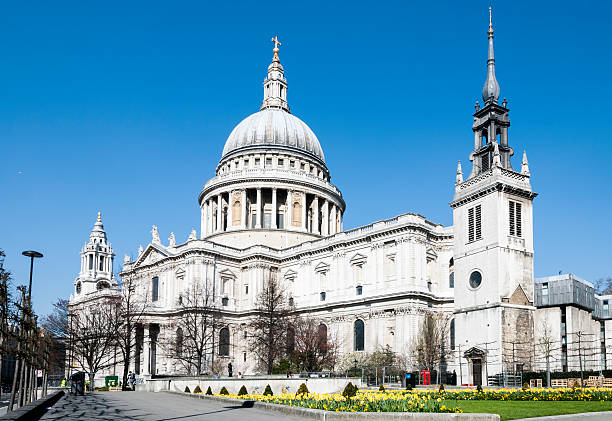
[69,17,612,387]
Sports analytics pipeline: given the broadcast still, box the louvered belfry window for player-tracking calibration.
[468,205,482,242]
[509,201,522,237]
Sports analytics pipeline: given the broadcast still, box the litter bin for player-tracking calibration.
[70,371,85,396]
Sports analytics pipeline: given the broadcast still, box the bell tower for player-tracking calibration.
[72,212,118,299]
[450,9,537,385]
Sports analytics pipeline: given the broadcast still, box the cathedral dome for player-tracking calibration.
[221,108,325,163]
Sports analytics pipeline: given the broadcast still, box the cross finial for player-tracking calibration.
[97,211,101,222]
[271,36,281,62]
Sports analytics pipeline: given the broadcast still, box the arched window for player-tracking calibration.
[152,277,159,302]
[232,199,241,227]
[450,319,455,350]
[176,328,183,356]
[99,256,105,271]
[219,327,230,356]
[317,324,328,354]
[88,255,93,270]
[449,258,455,288]
[354,319,364,351]
[292,201,301,226]
[96,281,110,291]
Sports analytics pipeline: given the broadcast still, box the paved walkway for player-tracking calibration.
[39,391,308,421]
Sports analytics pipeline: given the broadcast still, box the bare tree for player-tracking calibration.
[41,298,69,376]
[594,277,612,295]
[410,312,452,376]
[538,316,555,387]
[112,276,148,390]
[161,282,219,375]
[69,296,119,388]
[248,269,290,374]
[288,316,338,372]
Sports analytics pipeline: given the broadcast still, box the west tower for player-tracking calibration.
[450,9,537,386]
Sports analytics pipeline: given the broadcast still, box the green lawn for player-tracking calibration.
[444,400,612,420]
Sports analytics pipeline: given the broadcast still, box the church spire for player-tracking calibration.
[261,36,290,112]
[482,7,500,105]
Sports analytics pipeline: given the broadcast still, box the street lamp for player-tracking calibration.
[22,250,43,300]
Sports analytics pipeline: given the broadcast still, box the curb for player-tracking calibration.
[0,390,65,421]
[513,411,612,421]
[163,390,499,420]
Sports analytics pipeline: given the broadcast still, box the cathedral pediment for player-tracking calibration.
[283,269,297,280]
[133,244,170,267]
[463,346,486,358]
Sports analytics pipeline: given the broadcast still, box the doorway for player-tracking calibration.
[472,358,482,386]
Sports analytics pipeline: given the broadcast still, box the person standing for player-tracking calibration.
[128,371,136,391]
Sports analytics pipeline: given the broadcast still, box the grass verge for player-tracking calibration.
[445,400,612,420]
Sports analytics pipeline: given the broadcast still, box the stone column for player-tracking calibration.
[271,188,277,229]
[241,190,247,229]
[255,188,262,228]
[321,200,329,236]
[142,324,151,375]
[330,204,337,235]
[217,194,223,232]
[285,190,292,230]
[312,196,319,234]
[200,202,208,238]
[301,192,307,231]
[227,190,233,231]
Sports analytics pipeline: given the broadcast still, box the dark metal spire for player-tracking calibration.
[482,7,500,105]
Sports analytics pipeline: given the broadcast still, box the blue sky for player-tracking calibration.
[1,1,610,315]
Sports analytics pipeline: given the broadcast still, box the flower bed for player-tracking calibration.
[410,388,612,402]
[214,390,462,413]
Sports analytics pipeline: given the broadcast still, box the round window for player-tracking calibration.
[469,271,482,289]
[76,282,82,294]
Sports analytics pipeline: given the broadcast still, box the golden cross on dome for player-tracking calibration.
[271,36,281,61]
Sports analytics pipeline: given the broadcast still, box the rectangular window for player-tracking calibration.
[509,200,522,237]
[290,160,295,168]
[263,213,271,228]
[245,285,249,294]
[254,158,260,166]
[251,213,257,228]
[265,157,272,167]
[356,285,363,296]
[88,255,93,270]
[468,205,482,242]
[243,352,247,362]
[542,283,548,296]
[99,256,104,271]
[320,291,326,301]
[604,301,609,317]
[277,214,284,229]
[152,277,159,302]
[278,158,284,167]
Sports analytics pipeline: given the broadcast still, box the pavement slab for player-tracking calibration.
[39,391,309,421]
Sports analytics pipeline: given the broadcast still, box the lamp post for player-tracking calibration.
[21,251,43,300]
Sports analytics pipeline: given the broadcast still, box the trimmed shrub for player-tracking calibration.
[342,382,358,399]
[379,384,385,391]
[238,385,248,396]
[206,386,213,395]
[220,386,229,395]
[439,383,445,392]
[194,385,202,394]
[522,382,529,391]
[263,384,273,396]
[296,383,309,395]
[184,386,191,393]
[476,384,483,393]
